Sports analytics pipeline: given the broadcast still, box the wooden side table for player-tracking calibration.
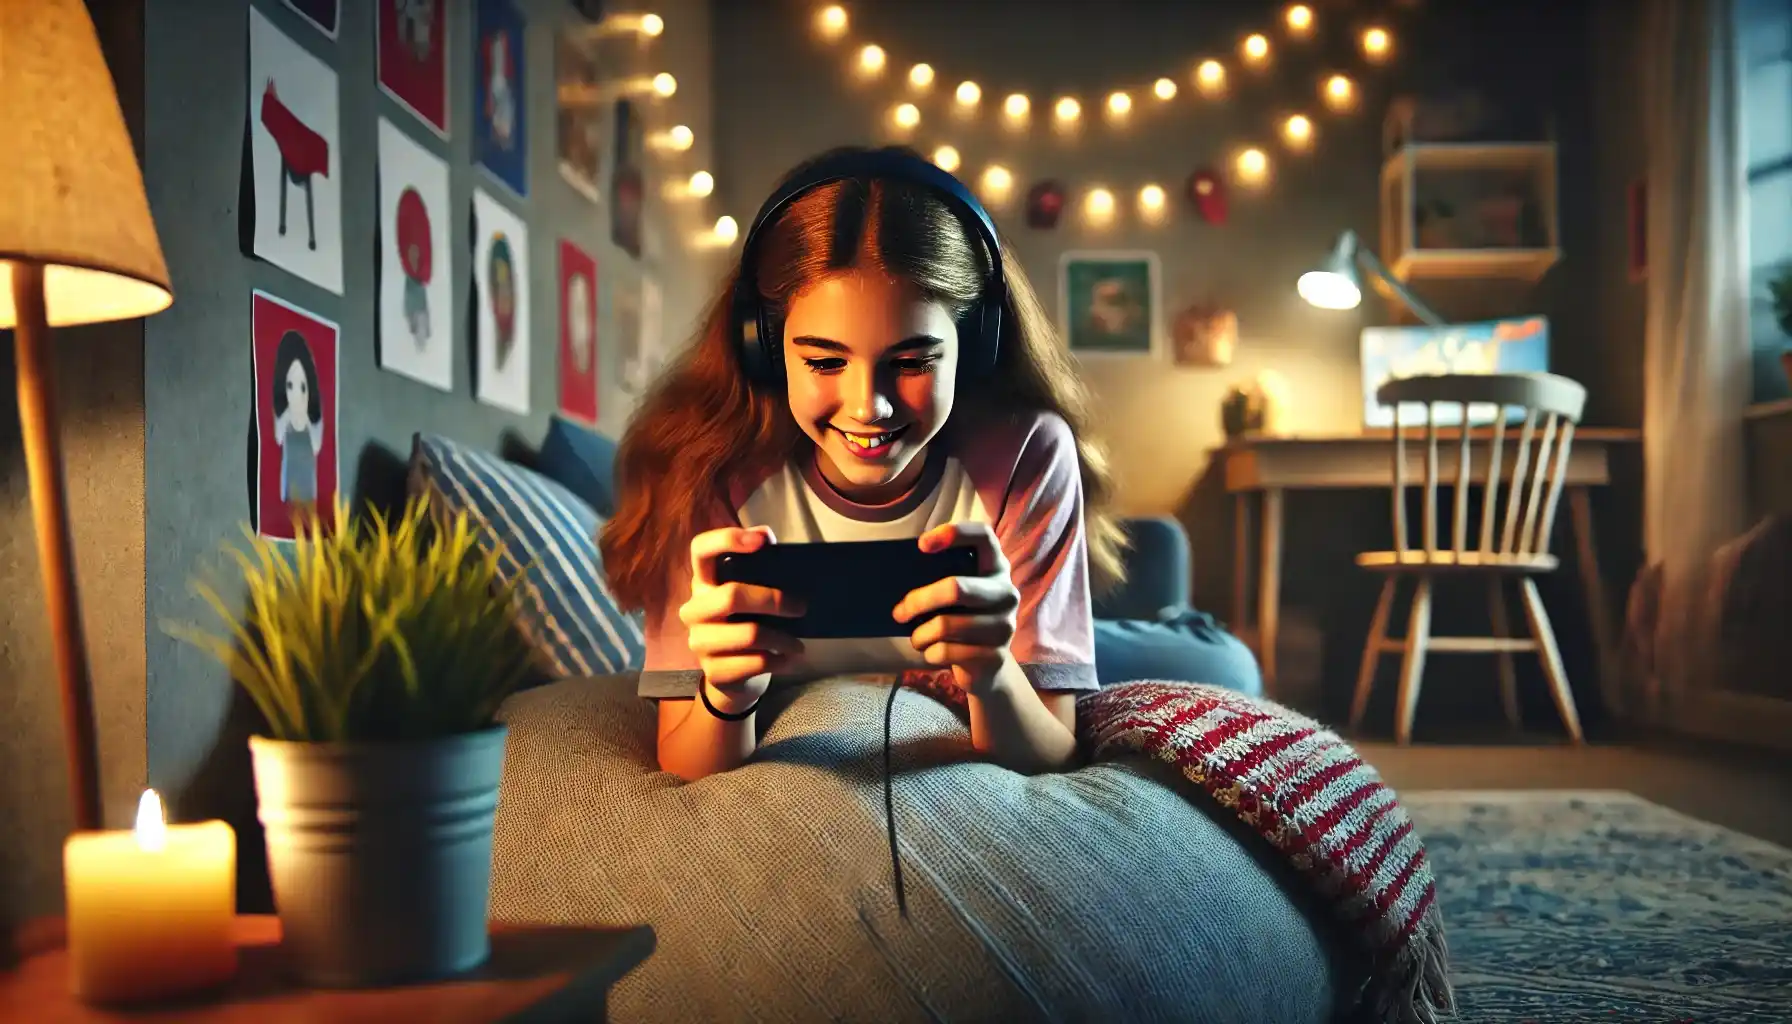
[0,915,654,1023]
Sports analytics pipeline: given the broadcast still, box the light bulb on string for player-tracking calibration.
[1242,34,1270,66]
[1084,187,1116,224]
[908,63,934,90]
[714,216,739,245]
[639,13,664,37]
[816,5,848,40]
[1195,60,1226,97]
[857,44,886,76]
[1054,96,1081,123]
[981,164,1014,202]
[1138,183,1168,221]
[1285,5,1313,36]
[1153,77,1177,100]
[891,102,920,130]
[1323,74,1355,111]
[955,81,981,107]
[651,72,677,97]
[932,145,961,172]
[1282,114,1313,150]
[1003,93,1030,122]
[1235,147,1270,186]
[1361,27,1392,61]
[1105,91,1132,119]
[687,170,714,197]
[650,124,694,152]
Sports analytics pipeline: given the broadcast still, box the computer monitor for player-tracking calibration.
[1359,316,1551,428]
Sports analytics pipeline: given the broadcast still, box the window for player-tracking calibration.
[1740,0,1792,402]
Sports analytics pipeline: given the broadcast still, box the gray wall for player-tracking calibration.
[0,0,718,926]
[711,0,1642,724]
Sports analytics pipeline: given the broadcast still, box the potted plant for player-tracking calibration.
[174,496,535,988]
[1769,262,1792,391]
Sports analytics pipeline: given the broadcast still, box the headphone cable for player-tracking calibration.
[883,679,909,918]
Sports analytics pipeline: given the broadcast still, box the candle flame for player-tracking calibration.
[136,789,167,852]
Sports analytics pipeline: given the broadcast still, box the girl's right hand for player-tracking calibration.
[679,526,806,699]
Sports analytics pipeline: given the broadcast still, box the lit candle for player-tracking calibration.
[62,790,237,1004]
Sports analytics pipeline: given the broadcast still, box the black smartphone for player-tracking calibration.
[714,539,980,639]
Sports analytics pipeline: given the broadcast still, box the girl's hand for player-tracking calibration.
[678,526,806,708]
[894,522,1019,692]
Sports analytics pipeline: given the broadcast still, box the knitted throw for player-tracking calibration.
[1076,681,1456,1024]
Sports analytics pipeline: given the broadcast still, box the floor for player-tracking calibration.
[1356,730,1792,848]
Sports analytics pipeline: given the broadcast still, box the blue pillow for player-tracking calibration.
[409,434,645,679]
[1092,609,1262,697]
[534,415,619,518]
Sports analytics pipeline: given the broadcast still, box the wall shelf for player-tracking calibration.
[1378,141,1561,287]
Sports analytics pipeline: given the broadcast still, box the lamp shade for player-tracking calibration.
[1296,231,1363,311]
[0,0,172,329]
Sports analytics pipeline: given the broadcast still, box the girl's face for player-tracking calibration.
[782,270,958,502]
[284,360,311,431]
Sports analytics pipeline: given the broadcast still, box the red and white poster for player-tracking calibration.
[378,0,449,138]
[252,291,340,541]
[558,239,599,424]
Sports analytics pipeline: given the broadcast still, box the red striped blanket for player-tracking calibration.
[1076,682,1455,1024]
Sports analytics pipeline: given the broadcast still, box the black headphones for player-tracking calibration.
[730,147,1007,386]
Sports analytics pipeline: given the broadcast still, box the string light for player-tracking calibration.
[1138,183,1167,212]
[1003,93,1030,120]
[955,81,981,106]
[932,145,961,172]
[1054,96,1081,123]
[1153,77,1177,100]
[651,72,677,97]
[714,216,739,245]
[908,63,934,89]
[1284,5,1313,35]
[892,102,920,129]
[1323,73,1355,111]
[858,44,886,75]
[1105,91,1132,118]
[1361,27,1392,61]
[688,170,714,197]
[667,124,693,150]
[1242,34,1270,65]
[640,13,664,36]
[1282,114,1313,149]
[1195,60,1226,96]
[1084,187,1116,223]
[1236,147,1269,186]
[981,164,1013,201]
[816,5,847,39]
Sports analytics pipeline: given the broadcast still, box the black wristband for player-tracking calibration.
[699,681,760,721]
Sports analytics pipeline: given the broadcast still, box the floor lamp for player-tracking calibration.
[1,1,174,832]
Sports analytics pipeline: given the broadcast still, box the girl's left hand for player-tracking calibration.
[893,522,1019,691]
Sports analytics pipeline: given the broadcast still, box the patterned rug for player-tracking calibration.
[1402,790,1792,1022]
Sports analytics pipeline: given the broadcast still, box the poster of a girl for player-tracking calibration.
[272,328,325,529]
[600,146,1128,782]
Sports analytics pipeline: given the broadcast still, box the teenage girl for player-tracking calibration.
[599,147,1127,782]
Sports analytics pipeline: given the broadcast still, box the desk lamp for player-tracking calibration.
[1,0,174,831]
[1298,230,1446,327]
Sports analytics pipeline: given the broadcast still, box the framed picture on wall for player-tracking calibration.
[1058,250,1162,357]
[610,98,645,258]
[555,30,606,203]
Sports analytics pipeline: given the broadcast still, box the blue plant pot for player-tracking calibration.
[248,725,507,988]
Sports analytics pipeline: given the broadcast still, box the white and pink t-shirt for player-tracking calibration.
[638,410,1099,699]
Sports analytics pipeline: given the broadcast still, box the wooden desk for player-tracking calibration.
[1,915,655,1023]
[1217,428,1639,708]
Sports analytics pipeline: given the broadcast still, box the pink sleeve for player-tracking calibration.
[964,413,1100,692]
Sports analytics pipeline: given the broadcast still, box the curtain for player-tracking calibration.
[1624,0,1753,717]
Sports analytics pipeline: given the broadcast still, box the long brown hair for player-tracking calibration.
[600,148,1127,614]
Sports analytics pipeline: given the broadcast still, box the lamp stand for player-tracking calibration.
[9,260,103,833]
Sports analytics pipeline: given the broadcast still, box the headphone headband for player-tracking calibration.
[730,148,1007,385]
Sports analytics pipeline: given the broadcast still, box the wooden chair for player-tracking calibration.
[1351,372,1588,745]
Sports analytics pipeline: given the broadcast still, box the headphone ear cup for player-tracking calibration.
[734,294,770,384]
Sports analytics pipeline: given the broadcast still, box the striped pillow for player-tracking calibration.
[408,433,645,679]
